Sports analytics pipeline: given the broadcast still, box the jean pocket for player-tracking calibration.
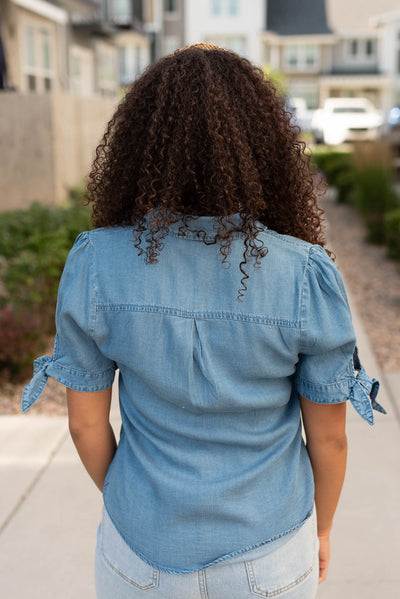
[245,513,316,597]
[100,506,159,591]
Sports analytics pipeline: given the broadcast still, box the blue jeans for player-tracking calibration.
[95,505,319,598]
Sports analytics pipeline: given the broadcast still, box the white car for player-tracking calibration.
[311,98,383,145]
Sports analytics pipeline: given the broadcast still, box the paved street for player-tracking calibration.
[0,285,398,599]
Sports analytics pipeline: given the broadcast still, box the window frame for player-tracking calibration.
[96,44,118,96]
[21,19,56,93]
[211,0,222,15]
[210,0,240,17]
[344,38,376,64]
[164,0,178,17]
[284,44,320,73]
[112,0,133,24]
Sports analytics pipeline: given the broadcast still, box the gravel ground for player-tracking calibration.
[1,196,399,416]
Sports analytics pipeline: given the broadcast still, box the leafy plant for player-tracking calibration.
[311,150,355,203]
[0,305,48,382]
[384,209,400,261]
[0,189,91,382]
[351,165,398,244]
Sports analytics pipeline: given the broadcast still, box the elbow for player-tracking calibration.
[307,433,348,453]
[68,419,104,438]
[327,434,348,453]
[68,421,85,438]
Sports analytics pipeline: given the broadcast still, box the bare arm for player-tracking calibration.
[300,395,348,583]
[67,387,117,492]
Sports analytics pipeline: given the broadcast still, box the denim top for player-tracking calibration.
[22,213,384,573]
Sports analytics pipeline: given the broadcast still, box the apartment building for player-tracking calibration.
[263,0,400,111]
[183,0,265,65]
[0,0,154,209]
[0,0,69,94]
[0,0,155,95]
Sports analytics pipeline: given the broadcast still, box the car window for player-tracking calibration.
[332,107,367,113]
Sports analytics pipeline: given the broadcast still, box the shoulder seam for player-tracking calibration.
[261,229,312,250]
[299,245,315,352]
[86,232,97,335]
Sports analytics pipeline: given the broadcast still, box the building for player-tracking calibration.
[183,0,265,65]
[263,0,335,109]
[262,0,400,111]
[0,0,69,93]
[371,8,400,107]
[161,0,184,57]
[321,0,399,111]
[0,1,156,209]
[105,0,152,88]
[0,0,153,95]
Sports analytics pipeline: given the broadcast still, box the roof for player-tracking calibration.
[325,0,400,32]
[267,0,332,36]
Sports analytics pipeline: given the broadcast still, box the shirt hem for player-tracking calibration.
[102,500,315,574]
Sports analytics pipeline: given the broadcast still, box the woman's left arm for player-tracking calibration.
[67,387,117,492]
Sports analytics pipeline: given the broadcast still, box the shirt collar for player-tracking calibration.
[167,213,247,241]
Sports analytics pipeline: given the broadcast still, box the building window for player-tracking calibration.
[119,45,145,85]
[211,0,239,16]
[70,46,95,96]
[228,0,239,15]
[286,45,298,68]
[284,45,319,72]
[118,47,127,83]
[165,0,176,12]
[305,45,317,68]
[23,21,55,93]
[97,46,117,96]
[366,39,374,56]
[346,38,376,62]
[211,0,222,15]
[24,23,35,68]
[28,74,36,91]
[113,0,132,23]
[41,29,51,70]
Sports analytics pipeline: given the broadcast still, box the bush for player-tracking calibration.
[311,150,355,203]
[351,165,399,244]
[0,201,91,312]
[0,191,91,382]
[0,306,48,383]
[384,209,400,261]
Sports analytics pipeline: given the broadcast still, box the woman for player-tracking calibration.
[22,44,384,598]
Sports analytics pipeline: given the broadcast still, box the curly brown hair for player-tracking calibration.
[85,43,327,299]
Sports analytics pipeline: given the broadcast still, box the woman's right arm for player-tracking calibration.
[299,395,348,584]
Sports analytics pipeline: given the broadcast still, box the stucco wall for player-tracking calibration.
[0,92,55,210]
[0,92,118,211]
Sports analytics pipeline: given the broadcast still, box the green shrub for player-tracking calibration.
[0,196,91,382]
[0,306,48,383]
[0,201,91,311]
[311,150,355,203]
[351,165,399,244]
[384,209,400,261]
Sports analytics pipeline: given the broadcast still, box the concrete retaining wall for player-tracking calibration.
[0,92,118,211]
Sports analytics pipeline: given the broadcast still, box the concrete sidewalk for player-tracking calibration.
[0,292,398,598]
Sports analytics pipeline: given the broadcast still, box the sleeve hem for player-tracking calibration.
[46,361,115,392]
[296,376,351,405]
[22,355,116,413]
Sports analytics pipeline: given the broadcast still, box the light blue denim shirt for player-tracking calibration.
[22,213,385,573]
